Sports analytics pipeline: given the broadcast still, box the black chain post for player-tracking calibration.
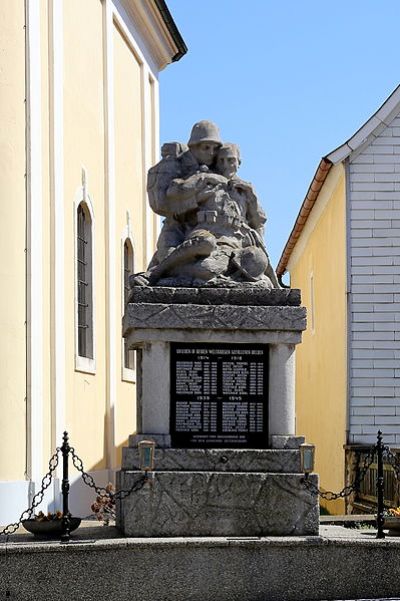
[302,445,376,501]
[376,430,385,539]
[0,432,147,542]
[60,431,71,543]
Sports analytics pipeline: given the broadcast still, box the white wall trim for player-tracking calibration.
[327,83,400,164]
[141,65,152,266]
[74,181,96,374]
[104,0,117,470]
[0,481,32,525]
[112,0,161,76]
[49,0,65,460]
[25,0,44,484]
[151,76,161,238]
[0,469,114,524]
[121,220,136,383]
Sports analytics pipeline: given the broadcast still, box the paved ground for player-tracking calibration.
[1,519,399,545]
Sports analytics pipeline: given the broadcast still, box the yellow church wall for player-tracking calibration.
[288,164,347,514]
[113,23,145,462]
[0,0,180,524]
[63,0,107,470]
[0,1,27,480]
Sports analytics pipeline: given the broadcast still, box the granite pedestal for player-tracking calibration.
[118,287,318,536]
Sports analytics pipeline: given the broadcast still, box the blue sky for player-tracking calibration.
[159,0,400,275]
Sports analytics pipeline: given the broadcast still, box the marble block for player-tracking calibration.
[117,447,319,537]
[124,302,306,332]
[122,446,302,473]
[116,468,319,537]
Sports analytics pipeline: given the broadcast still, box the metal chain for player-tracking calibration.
[0,448,60,537]
[303,445,377,500]
[69,447,109,497]
[69,447,146,502]
[383,446,400,480]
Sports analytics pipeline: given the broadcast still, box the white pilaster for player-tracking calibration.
[268,344,296,437]
[104,0,117,469]
[49,0,65,454]
[151,77,162,238]
[141,65,153,266]
[141,341,170,434]
[25,0,43,483]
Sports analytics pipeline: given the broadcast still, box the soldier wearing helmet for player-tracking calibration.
[131,120,280,288]
[186,120,222,167]
[144,121,222,275]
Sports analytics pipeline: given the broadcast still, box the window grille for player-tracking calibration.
[77,203,93,359]
[123,239,135,370]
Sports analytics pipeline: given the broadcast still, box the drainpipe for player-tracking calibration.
[24,0,31,488]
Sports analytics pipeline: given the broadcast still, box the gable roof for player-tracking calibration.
[276,83,400,277]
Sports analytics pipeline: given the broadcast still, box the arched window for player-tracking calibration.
[77,202,93,360]
[123,238,135,371]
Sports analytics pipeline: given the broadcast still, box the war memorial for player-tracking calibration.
[117,119,319,537]
[2,122,400,601]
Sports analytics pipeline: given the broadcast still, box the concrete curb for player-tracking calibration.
[0,525,399,600]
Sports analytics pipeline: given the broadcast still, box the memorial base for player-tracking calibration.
[119,287,318,537]
[116,448,319,537]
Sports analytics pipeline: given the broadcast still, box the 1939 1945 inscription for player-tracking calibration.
[170,343,268,448]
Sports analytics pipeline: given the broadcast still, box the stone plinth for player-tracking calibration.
[117,448,319,537]
[118,286,316,537]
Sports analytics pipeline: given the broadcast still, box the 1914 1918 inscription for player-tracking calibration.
[170,343,268,448]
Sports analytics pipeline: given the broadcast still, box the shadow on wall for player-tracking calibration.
[47,411,133,519]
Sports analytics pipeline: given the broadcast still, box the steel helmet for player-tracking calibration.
[188,120,222,147]
[230,247,269,281]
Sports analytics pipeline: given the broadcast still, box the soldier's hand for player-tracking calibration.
[196,173,226,189]
[230,180,253,194]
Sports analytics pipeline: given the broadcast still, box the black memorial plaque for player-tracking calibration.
[170,343,268,448]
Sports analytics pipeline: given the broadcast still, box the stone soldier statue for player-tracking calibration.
[132,121,280,288]
[146,120,222,267]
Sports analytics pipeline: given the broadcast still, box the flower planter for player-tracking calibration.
[384,516,400,535]
[22,517,81,537]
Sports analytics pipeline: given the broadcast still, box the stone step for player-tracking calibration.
[121,447,302,473]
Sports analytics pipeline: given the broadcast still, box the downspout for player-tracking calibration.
[344,157,352,513]
[24,0,30,485]
[345,157,352,445]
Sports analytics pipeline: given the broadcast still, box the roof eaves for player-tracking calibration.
[153,0,187,62]
[276,158,333,277]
